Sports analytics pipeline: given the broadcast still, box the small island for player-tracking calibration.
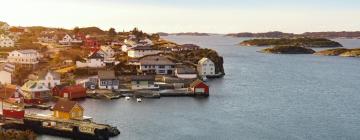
[315,48,360,57]
[173,32,210,36]
[227,31,360,39]
[260,45,316,54]
[240,38,343,48]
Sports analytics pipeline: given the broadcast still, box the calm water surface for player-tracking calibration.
[39,36,360,140]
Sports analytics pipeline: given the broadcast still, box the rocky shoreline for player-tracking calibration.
[315,48,360,57]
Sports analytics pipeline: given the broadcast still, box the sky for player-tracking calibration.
[0,0,360,34]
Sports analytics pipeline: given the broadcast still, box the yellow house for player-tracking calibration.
[53,100,84,120]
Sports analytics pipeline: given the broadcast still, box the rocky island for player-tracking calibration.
[315,48,360,57]
[260,45,316,54]
[227,31,360,39]
[240,38,343,48]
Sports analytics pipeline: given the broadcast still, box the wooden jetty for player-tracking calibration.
[1,113,120,140]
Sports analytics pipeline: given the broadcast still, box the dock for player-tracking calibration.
[1,113,120,140]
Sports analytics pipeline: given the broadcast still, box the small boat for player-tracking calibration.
[125,96,131,100]
[136,98,142,102]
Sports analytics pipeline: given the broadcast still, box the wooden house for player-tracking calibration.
[52,85,87,100]
[189,79,209,96]
[53,100,84,120]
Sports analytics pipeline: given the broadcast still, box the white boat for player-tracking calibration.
[136,98,142,102]
[125,96,131,100]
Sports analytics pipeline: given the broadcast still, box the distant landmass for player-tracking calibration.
[157,32,210,36]
[240,38,343,48]
[227,31,360,39]
[260,45,316,54]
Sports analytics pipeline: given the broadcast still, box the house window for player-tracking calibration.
[108,81,112,85]
[159,65,165,69]
[101,81,107,85]
[136,81,140,84]
[159,70,165,73]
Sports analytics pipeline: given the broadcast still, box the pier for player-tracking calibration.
[1,113,120,140]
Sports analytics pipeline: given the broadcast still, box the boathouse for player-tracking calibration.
[52,85,87,100]
[189,79,209,95]
[53,100,84,120]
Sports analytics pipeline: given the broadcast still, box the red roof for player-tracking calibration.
[9,27,25,33]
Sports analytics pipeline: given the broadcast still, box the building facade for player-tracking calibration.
[197,58,216,76]
[7,50,41,65]
[134,55,176,75]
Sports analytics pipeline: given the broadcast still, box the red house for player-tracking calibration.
[52,85,87,100]
[0,85,25,119]
[189,79,209,96]
[83,37,101,52]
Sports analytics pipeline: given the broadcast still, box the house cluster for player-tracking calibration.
[76,45,119,68]
[0,84,86,121]
[38,31,58,43]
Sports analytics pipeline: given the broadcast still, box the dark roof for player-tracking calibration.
[176,66,197,74]
[131,75,155,81]
[131,45,156,50]
[139,55,175,65]
[98,70,116,79]
[53,100,80,112]
[88,51,104,59]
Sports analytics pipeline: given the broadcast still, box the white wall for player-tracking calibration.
[0,71,11,84]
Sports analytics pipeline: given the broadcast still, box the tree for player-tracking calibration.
[73,27,80,35]
[150,34,160,41]
[108,28,116,37]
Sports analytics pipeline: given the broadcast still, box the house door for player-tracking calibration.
[195,88,205,93]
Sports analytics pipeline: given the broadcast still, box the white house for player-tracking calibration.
[134,55,175,75]
[0,63,15,85]
[197,58,216,76]
[0,35,15,48]
[76,52,105,68]
[127,45,162,58]
[58,34,82,45]
[39,71,61,89]
[7,49,41,65]
[175,66,198,79]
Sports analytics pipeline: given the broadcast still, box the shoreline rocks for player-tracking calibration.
[315,48,360,57]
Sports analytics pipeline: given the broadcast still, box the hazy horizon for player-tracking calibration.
[1,0,360,34]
